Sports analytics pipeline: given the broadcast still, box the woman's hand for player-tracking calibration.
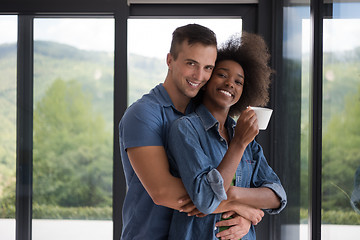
[223,204,264,226]
[233,107,259,147]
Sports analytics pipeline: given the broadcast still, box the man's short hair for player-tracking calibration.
[170,23,217,60]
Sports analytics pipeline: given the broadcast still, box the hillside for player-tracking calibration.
[0,40,166,123]
[0,41,166,193]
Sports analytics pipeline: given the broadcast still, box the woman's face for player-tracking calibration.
[203,60,244,111]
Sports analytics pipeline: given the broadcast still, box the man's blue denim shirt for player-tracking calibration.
[119,84,195,240]
[167,104,287,240]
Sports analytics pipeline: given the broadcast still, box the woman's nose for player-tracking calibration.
[225,81,234,88]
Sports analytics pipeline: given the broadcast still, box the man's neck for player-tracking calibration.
[163,80,190,114]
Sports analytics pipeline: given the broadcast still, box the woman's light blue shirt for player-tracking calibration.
[167,104,287,240]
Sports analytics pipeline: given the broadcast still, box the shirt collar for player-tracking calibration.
[195,104,236,132]
[153,83,195,114]
[152,83,173,107]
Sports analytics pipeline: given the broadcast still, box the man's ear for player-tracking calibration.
[166,53,173,69]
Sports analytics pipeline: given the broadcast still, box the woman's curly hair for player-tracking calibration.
[196,32,273,117]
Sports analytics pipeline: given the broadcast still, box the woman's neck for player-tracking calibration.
[203,101,229,134]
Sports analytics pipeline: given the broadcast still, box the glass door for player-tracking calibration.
[321,2,360,239]
[0,15,18,240]
[32,18,114,240]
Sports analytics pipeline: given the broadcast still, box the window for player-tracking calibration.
[321,3,360,239]
[0,15,17,240]
[283,1,360,239]
[32,18,114,239]
[5,1,359,239]
[280,4,310,239]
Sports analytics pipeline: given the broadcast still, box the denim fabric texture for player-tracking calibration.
[167,104,287,240]
[119,84,194,240]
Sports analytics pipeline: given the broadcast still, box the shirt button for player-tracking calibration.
[214,226,217,231]
[220,138,224,141]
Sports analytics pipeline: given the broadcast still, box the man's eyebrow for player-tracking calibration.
[184,58,198,63]
[185,59,214,68]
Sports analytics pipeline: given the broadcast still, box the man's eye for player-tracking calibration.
[206,66,214,71]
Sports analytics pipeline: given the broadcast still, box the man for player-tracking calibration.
[119,24,218,239]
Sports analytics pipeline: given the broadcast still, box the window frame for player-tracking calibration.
[0,0,328,239]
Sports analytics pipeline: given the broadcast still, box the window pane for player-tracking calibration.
[282,3,310,240]
[127,18,242,106]
[33,18,114,240]
[0,15,17,240]
[321,2,360,239]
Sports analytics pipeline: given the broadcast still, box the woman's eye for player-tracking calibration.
[235,80,243,85]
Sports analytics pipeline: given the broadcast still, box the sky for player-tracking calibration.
[302,18,360,54]
[0,16,242,58]
[1,15,360,59]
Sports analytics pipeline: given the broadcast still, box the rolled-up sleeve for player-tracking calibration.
[206,169,227,202]
[168,117,226,215]
[261,182,287,214]
[250,141,287,215]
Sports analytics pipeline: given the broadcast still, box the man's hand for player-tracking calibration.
[215,213,251,240]
[214,205,264,240]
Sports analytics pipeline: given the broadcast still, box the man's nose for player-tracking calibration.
[192,68,207,81]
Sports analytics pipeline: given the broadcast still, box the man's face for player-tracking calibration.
[167,41,217,99]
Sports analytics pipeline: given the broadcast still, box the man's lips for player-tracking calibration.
[187,79,201,87]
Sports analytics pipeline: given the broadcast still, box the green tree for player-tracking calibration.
[322,84,360,211]
[33,79,112,210]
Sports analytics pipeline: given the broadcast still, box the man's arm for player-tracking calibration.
[128,145,257,239]
[127,145,193,211]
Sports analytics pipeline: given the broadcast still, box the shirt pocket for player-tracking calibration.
[236,159,256,188]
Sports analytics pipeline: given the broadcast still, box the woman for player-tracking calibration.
[167,32,287,240]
